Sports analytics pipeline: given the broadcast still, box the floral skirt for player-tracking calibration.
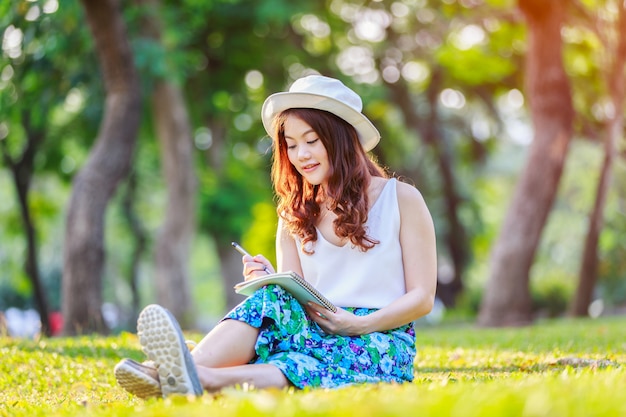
[223,284,416,389]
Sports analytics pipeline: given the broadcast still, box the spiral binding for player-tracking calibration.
[289,271,338,313]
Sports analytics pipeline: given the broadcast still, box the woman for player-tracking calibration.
[114,74,437,398]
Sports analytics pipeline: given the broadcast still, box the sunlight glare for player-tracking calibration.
[382,66,400,83]
[402,61,429,83]
[332,1,359,23]
[440,88,466,109]
[390,2,410,18]
[2,25,23,59]
[299,14,331,38]
[245,70,264,90]
[61,156,76,174]
[64,88,84,113]
[416,8,436,24]
[353,9,391,42]
[506,89,524,109]
[43,0,59,14]
[592,99,615,121]
[451,24,486,50]
[472,118,491,141]
[336,46,375,77]
[234,113,253,132]
[0,122,8,140]
[588,299,604,319]
[506,119,532,146]
[25,6,41,22]
[1,65,14,82]
[194,128,213,150]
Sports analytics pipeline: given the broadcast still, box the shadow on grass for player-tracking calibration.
[416,358,620,379]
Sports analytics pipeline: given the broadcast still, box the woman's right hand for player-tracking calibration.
[242,254,275,281]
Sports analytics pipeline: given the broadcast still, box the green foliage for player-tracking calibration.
[461,137,626,317]
[436,46,517,86]
[241,201,279,265]
[0,171,68,312]
[597,180,626,307]
[1,0,624,327]
[531,277,573,318]
[256,0,308,24]
[188,236,227,320]
[132,38,170,79]
[0,0,100,171]
[198,161,273,245]
[0,273,31,310]
[449,274,574,320]
[1,317,625,416]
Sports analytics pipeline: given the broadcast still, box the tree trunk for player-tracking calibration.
[62,0,141,335]
[0,114,51,337]
[384,69,469,307]
[478,0,574,327]
[121,171,146,321]
[152,82,197,328]
[570,2,626,316]
[203,119,247,312]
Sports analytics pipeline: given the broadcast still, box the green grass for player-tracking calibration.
[1,316,625,416]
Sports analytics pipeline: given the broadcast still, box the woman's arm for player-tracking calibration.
[276,217,304,276]
[307,181,437,335]
[241,217,304,281]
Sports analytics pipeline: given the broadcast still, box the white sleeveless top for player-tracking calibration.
[296,179,405,308]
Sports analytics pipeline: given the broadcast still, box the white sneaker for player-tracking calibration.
[137,304,203,397]
[114,359,162,399]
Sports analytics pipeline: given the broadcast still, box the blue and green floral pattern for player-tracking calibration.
[224,285,416,389]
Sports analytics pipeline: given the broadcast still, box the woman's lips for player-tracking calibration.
[301,163,319,173]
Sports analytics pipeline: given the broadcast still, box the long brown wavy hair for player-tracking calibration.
[271,108,387,254]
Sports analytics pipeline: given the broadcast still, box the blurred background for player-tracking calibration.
[0,0,624,337]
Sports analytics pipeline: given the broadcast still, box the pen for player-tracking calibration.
[231,241,251,257]
[231,242,270,274]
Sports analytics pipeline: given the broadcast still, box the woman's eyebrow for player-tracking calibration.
[285,129,316,140]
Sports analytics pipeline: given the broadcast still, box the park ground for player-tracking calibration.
[1,316,625,417]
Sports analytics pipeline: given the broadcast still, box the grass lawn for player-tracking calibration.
[1,316,624,416]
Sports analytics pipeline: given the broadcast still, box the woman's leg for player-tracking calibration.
[191,319,259,368]
[196,364,289,392]
[191,319,289,391]
[117,311,267,398]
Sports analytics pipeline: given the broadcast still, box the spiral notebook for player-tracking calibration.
[234,271,337,313]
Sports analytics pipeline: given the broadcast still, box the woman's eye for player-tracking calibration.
[287,144,296,150]
[307,138,319,145]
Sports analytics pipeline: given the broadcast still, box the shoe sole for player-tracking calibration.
[137,305,203,397]
[114,359,162,399]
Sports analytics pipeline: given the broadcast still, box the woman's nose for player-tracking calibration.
[298,147,311,160]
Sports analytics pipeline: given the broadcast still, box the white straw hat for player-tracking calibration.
[261,75,380,151]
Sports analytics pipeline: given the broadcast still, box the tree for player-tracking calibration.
[119,171,146,320]
[151,81,197,327]
[382,67,469,306]
[1,11,52,336]
[0,2,99,335]
[1,111,51,336]
[180,0,318,311]
[478,0,574,326]
[571,0,626,316]
[62,0,141,335]
[137,0,198,328]
[312,0,522,307]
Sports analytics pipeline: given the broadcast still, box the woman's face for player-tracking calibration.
[283,115,330,186]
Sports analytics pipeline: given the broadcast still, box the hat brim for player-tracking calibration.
[261,92,380,152]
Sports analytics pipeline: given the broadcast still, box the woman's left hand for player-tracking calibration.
[304,302,369,336]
